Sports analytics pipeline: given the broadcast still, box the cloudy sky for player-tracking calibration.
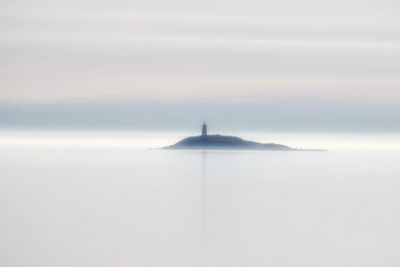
[1,0,400,131]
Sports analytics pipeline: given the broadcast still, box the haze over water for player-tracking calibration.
[1,0,400,265]
[1,130,400,150]
[1,131,400,267]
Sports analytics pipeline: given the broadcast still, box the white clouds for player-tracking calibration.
[0,0,400,105]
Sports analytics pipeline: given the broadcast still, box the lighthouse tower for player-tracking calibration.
[201,122,207,136]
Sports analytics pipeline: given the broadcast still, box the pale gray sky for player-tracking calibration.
[1,0,400,130]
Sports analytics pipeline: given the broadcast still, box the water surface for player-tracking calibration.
[1,141,400,266]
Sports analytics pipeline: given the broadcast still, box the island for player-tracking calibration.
[163,123,323,151]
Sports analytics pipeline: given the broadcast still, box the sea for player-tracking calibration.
[1,130,400,267]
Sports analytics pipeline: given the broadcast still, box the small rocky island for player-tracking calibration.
[164,123,321,151]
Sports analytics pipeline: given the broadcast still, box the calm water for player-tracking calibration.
[1,144,400,266]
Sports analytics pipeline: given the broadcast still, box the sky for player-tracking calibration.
[1,0,400,131]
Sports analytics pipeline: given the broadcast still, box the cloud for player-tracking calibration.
[0,0,399,131]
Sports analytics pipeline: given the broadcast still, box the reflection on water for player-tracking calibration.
[1,147,400,267]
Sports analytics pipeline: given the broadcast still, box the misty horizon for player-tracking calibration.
[1,100,400,132]
[2,1,400,267]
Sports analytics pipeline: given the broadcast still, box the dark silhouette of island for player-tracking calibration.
[164,123,323,151]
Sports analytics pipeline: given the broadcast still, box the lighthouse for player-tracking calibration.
[202,122,207,136]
